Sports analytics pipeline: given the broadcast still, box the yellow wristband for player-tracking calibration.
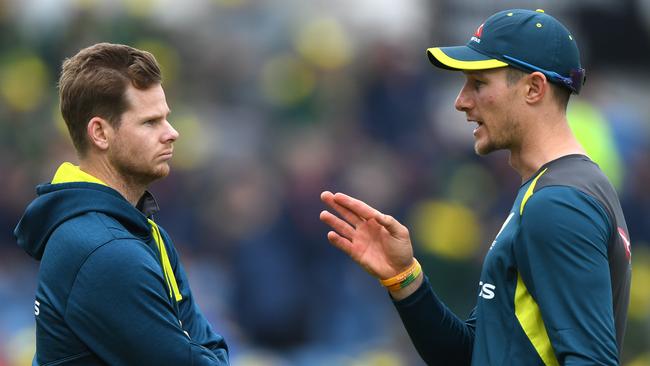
[379,258,421,291]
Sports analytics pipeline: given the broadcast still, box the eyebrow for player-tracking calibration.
[141,109,171,121]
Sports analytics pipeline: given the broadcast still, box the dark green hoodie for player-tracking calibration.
[14,163,229,365]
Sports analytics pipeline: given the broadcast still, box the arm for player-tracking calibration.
[393,276,475,365]
[515,186,618,365]
[65,239,229,365]
[159,228,228,358]
[320,191,474,365]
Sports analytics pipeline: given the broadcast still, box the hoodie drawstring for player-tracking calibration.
[148,219,183,302]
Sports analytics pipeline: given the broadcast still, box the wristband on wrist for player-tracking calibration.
[379,258,422,292]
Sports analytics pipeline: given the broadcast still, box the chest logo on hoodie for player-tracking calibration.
[489,212,514,251]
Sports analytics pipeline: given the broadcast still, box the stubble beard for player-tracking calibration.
[111,149,170,190]
[474,114,521,156]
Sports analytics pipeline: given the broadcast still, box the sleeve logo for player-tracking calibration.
[617,227,631,261]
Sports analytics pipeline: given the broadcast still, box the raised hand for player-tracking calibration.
[319,191,415,280]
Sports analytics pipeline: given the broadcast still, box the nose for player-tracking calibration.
[454,82,473,112]
[163,120,180,142]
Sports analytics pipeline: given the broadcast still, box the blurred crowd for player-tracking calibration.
[1,0,649,365]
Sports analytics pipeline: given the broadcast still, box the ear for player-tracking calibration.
[86,117,114,151]
[524,71,548,105]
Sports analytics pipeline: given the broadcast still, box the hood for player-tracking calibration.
[14,164,152,260]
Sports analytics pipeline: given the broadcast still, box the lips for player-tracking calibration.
[469,120,483,136]
[158,150,173,159]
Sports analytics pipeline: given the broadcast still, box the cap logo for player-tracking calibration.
[470,23,484,43]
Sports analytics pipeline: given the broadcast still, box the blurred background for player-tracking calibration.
[1,0,649,365]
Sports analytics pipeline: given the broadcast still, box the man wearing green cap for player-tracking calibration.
[320,9,630,365]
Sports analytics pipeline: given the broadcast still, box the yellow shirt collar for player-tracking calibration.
[51,162,107,186]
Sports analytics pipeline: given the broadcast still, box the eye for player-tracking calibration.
[143,119,156,126]
[473,79,485,89]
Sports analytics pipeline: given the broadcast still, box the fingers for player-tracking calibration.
[320,210,361,261]
[319,210,356,241]
[325,230,354,256]
[330,192,381,221]
[320,191,364,227]
[322,191,410,240]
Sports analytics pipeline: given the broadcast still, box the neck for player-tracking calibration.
[79,156,146,206]
[508,113,586,182]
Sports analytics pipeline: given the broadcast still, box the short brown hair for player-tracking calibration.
[505,67,570,110]
[58,43,162,156]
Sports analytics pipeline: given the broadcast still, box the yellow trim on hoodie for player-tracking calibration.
[520,168,548,215]
[51,162,107,185]
[149,219,183,302]
[515,273,559,366]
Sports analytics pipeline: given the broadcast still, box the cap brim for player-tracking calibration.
[427,46,508,70]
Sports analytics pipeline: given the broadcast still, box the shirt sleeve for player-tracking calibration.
[160,228,229,359]
[64,239,229,366]
[514,186,619,365]
[393,276,475,365]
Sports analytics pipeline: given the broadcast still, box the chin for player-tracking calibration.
[138,164,171,185]
[474,142,499,155]
[152,164,171,179]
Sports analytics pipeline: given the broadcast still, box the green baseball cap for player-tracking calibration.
[427,9,585,94]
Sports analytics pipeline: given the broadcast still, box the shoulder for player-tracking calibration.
[519,186,611,254]
[76,238,161,281]
[43,212,155,280]
[522,186,610,229]
[535,155,619,217]
[522,156,614,233]
[47,212,148,256]
[535,155,606,188]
